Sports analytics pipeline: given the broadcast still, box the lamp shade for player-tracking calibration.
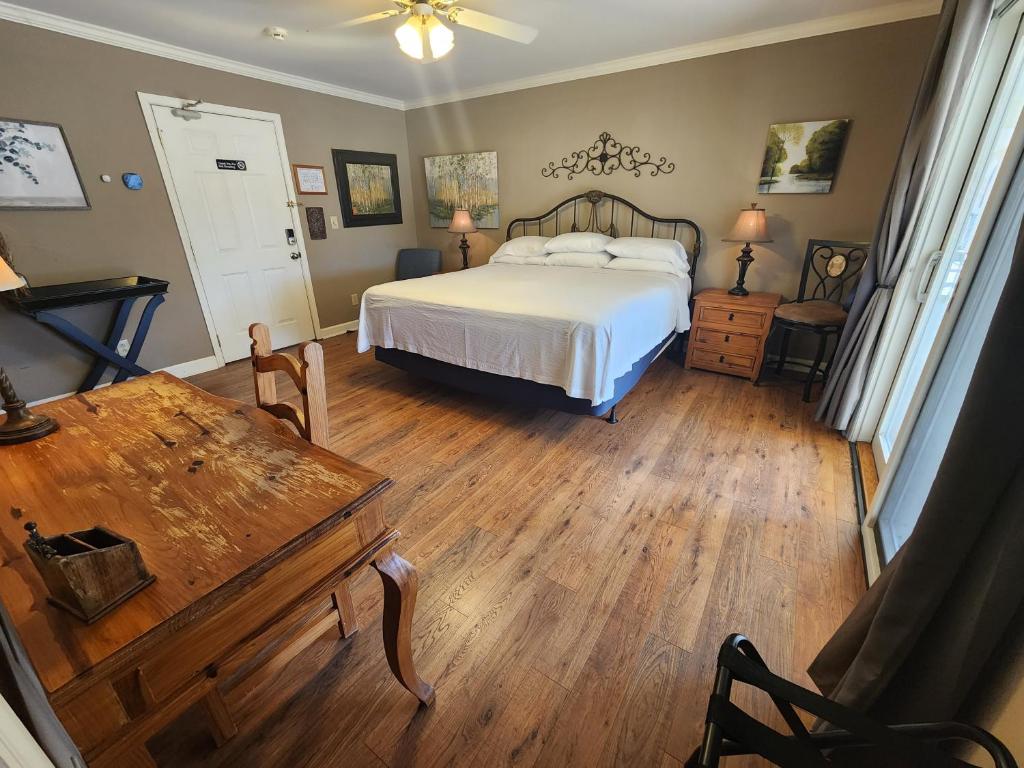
[723,203,772,243]
[448,209,477,234]
[0,259,25,292]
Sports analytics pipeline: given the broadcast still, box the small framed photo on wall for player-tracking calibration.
[0,118,90,210]
[291,164,328,195]
[331,149,403,228]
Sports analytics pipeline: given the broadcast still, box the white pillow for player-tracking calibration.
[545,231,613,254]
[491,236,550,260]
[545,251,613,268]
[491,253,550,265]
[604,257,685,277]
[607,237,689,269]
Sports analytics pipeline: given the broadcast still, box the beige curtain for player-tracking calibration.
[817,0,995,431]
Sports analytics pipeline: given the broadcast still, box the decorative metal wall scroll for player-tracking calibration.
[541,132,675,180]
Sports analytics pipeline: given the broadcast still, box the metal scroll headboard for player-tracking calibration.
[505,190,703,280]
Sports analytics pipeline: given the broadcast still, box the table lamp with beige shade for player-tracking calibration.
[0,258,59,444]
[448,208,477,270]
[722,203,772,296]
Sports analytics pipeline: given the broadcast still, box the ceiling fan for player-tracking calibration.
[342,1,538,62]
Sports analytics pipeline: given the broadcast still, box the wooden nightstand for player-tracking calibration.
[685,288,782,381]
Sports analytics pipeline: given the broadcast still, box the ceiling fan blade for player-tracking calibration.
[340,9,405,28]
[444,7,538,44]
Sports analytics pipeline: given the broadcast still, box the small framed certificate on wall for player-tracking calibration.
[291,164,328,195]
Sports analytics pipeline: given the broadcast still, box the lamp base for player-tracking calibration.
[459,235,470,270]
[729,243,755,297]
[0,368,59,445]
[0,407,59,445]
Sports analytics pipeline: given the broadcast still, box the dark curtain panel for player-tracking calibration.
[817,0,994,432]
[808,210,1024,722]
[0,600,84,767]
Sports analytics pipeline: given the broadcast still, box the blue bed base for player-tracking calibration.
[374,331,681,422]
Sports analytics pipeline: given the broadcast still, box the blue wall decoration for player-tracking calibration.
[122,173,143,190]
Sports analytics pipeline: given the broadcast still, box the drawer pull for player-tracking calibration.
[719,355,725,363]
[728,312,735,321]
[724,334,730,342]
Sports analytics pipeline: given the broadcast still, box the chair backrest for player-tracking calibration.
[248,323,329,449]
[396,248,442,280]
[797,239,870,305]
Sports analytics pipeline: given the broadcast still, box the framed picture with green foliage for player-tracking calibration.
[758,119,851,194]
[424,151,499,229]
[331,149,403,227]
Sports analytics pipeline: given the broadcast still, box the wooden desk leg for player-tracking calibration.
[372,550,436,707]
[201,688,237,747]
[332,582,359,638]
[110,745,157,768]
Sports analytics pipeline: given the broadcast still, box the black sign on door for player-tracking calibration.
[216,159,247,171]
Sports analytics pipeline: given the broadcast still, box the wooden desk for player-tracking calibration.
[0,373,433,766]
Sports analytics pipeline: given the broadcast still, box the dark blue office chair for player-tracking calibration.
[396,249,442,280]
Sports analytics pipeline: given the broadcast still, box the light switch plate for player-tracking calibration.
[329,215,340,230]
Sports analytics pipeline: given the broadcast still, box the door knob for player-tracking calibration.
[290,252,302,260]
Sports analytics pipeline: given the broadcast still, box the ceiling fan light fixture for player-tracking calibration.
[395,8,454,62]
[427,16,454,59]
[394,16,425,59]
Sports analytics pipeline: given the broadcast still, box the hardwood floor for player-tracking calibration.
[149,333,864,767]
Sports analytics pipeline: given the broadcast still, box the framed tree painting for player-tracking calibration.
[0,118,90,210]
[424,151,499,228]
[758,119,851,194]
[331,149,403,227]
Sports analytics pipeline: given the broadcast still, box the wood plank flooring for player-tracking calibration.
[150,333,864,767]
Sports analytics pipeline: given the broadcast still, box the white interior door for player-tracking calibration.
[153,107,315,362]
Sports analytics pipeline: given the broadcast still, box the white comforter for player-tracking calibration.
[357,263,691,404]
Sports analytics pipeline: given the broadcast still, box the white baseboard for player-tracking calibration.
[162,355,220,379]
[28,354,221,406]
[319,320,358,339]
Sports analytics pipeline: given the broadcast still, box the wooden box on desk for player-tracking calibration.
[23,524,155,623]
[685,288,782,381]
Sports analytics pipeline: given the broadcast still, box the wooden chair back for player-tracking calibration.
[248,323,329,449]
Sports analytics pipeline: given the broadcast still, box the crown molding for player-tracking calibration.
[0,0,939,112]
[403,0,941,110]
[0,1,405,110]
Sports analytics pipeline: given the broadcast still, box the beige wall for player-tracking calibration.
[406,18,936,295]
[0,20,416,401]
[0,16,935,402]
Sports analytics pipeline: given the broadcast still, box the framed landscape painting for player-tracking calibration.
[758,119,851,194]
[331,149,403,227]
[424,151,499,229]
[0,118,90,210]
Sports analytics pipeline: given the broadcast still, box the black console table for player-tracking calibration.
[6,276,169,392]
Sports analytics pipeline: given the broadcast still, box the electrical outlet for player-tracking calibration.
[116,339,130,356]
[350,293,360,306]
[329,215,340,230]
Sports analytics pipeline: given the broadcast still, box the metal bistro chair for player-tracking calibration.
[396,248,442,280]
[763,239,869,402]
[686,635,1018,768]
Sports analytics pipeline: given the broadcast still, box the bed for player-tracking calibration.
[357,190,703,422]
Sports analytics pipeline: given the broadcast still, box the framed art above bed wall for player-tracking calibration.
[424,151,499,229]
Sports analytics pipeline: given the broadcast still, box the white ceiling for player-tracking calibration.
[5,0,937,108]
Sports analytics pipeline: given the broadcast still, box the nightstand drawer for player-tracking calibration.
[698,305,769,331]
[692,327,760,355]
[690,348,755,374]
